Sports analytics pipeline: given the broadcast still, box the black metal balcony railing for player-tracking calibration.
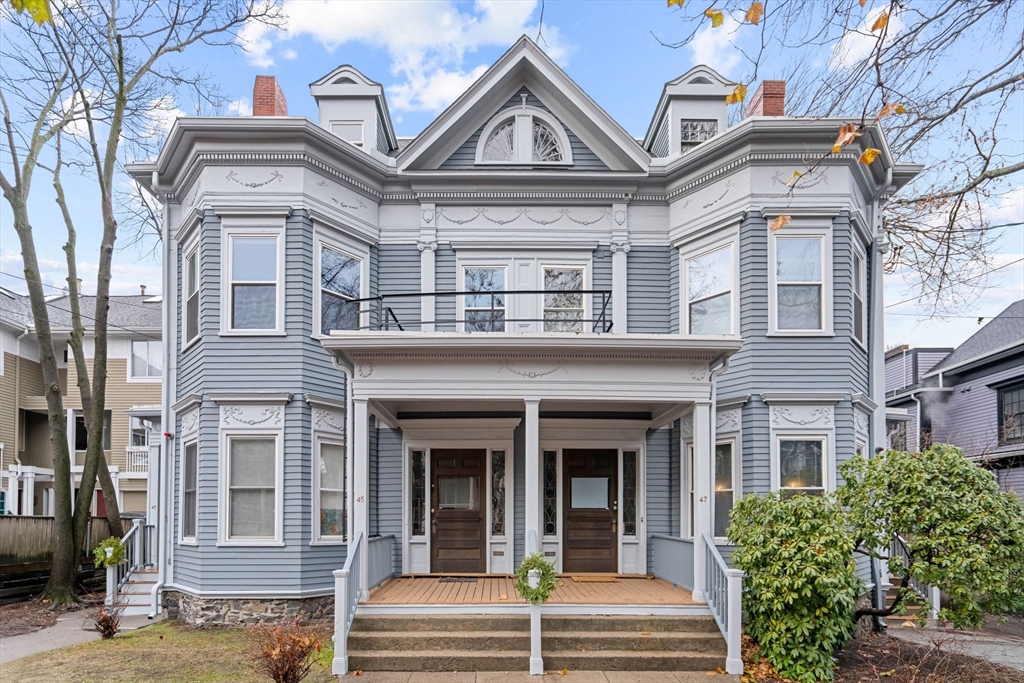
[335,290,613,333]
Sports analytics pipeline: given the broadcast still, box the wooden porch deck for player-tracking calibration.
[364,575,697,606]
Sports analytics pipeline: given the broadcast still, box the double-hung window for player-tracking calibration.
[131,340,163,379]
[853,249,866,345]
[226,436,277,539]
[182,441,198,539]
[228,235,279,332]
[774,234,827,332]
[685,245,733,334]
[543,266,585,332]
[74,411,111,451]
[316,439,346,540]
[464,267,506,332]
[777,437,826,496]
[714,442,735,538]
[185,248,199,343]
[320,244,361,333]
[999,383,1024,445]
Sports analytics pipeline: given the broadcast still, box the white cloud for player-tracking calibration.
[143,95,186,138]
[227,98,253,116]
[688,14,742,76]
[281,48,298,61]
[829,5,905,70]
[237,0,572,113]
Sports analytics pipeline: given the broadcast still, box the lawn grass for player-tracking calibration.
[0,620,337,683]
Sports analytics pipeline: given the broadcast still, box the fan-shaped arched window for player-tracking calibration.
[475,106,573,165]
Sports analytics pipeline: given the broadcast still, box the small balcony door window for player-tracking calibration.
[321,245,361,333]
[464,267,506,332]
[543,266,585,332]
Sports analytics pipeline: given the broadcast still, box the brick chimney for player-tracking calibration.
[253,75,288,116]
[140,285,147,296]
[745,80,785,117]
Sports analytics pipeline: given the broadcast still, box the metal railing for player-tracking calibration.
[124,447,149,473]
[888,535,940,618]
[367,534,396,590]
[332,531,364,676]
[650,534,695,590]
[333,289,614,334]
[703,533,744,675]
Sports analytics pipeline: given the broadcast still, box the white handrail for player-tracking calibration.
[332,531,364,676]
[702,533,743,675]
[889,535,939,618]
[106,519,142,606]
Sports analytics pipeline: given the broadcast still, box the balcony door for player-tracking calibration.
[562,449,618,573]
[430,449,486,573]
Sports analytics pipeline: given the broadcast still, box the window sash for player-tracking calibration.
[227,437,277,539]
[317,441,346,540]
[464,267,506,332]
[999,385,1024,445]
[131,340,163,378]
[853,252,866,343]
[686,245,733,335]
[778,438,825,493]
[185,250,199,342]
[228,236,279,332]
[182,442,197,539]
[774,236,825,332]
[543,267,585,332]
[320,245,361,333]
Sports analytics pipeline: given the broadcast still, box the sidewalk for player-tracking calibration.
[0,607,162,665]
[346,674,739,683]
[888,618,1024,673]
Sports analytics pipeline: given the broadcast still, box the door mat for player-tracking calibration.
[571,576,620,583]
[438,577,479,583]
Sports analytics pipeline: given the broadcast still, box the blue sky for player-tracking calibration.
[1,0,1021,347]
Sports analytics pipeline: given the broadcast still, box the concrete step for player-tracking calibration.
[350,630,529,652]
[349,650,531,672]
[544,631,726,654]
[348,630,725,654]
[542,615,720,633]
[121,604,151,616]
[544,650,727,672]
[351,614,530,632]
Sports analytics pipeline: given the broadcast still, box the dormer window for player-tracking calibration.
[681,119,718,146]
[330,121,363,147]
[476,100,573,166]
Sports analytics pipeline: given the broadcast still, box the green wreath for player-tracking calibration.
[514,552,557,604]
[93,537,126,568]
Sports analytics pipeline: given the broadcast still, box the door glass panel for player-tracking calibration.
[491,450,506,535]
[570,477,609,509]
[622,451,637,536]
[543,450,558,535]
[439,477,479,510]
[411,451,426,535]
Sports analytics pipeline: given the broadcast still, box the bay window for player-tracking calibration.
[228,235,280,332]
[226,436,278,540]
[777,437,826,496]
[543,266,585,332]
[772,233,830,333]
[320,244,361,333]
[464,267,506,332]
[685,244,733,334]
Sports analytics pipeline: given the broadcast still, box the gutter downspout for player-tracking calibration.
[331,356,354,544]
[708,353,732,526]
[909,392,923,452]
[151,173,173,618]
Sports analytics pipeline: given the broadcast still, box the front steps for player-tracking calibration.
[885,576,928,620]
[347,614,726,672]
[115,568,157,616]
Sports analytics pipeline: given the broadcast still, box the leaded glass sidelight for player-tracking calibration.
[411,450,426,536]
[543,450,558,536]
[491,450,506,535]
[622,451,637,536]
[483,120,515,161]
[532,121,563,162]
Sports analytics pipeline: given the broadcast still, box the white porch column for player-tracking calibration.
[66,409,76,461]
[353,398,370,597]
[7,472,20,516]
[524,399,541,556]
[23,471,36,516]
[692,401,712,602]
[419,203,437,332]
[610,202,629,333]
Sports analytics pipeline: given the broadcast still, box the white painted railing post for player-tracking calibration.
[725,568,744,675]
[528,568,543,676]
[105,547,115,606]
[929,586,940,620]
[131,519,142,569]
[332,568,350,676]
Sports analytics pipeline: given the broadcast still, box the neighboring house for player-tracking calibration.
[885,300,1024,500]
[128,37,918,672]
[0,286,163,517]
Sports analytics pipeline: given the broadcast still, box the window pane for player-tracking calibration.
[184,443,197,490]
[75,415,88,451]
[622,451,637,536]
[491,451,506,536]
[854,293,864,341]
[690,292,731,334]
[233,284,277,329]
[320,443,345,491]
[543,310,583,333]
[103,412,111,450]
[465,268,505,308]
[232,237,277,282]
[779,440,823,489]
[1001,386,1024,444]
[532,120,563,162]
[132,341,148,377]
[777,284,822,330]
[571,478,609,509]
[484,120,515,162]
[131,417,148,447]
[230,439,275,487]
[543,450,558,536]
[438,477,479,510]
[715,443,733,490]
[321,247,361,299]
[853,253,863,292]
[320,490,345,537]
[411,451,426,536]
[230,489,275,537]
[186,252,198,294]
[183,443,197,538]
[331,122,362,143]
[714,491,733,537]
[187,292,199,340]
[544,268,583,307]
[776,238,821,282]
[688,247,731,302]
[465,310,506,332]
[148,341,163,376]
[322,291,359,333]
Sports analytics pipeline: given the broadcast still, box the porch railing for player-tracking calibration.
[888,535,940,618]
[332,531,364,676]
[650,534,694,590]
[367,534,396,589]
[334,289,614,334]
[124,447,149,473]
[106,519,143,605]
[703,533,743,675]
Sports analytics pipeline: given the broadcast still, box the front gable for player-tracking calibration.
[399,36,649,173]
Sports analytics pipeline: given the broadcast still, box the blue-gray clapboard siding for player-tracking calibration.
[375,115,388,155]
[439,88,608,170]
[514,422,526,566]
[592,246,613,330]
[172,209,350,595]
[376,426,404,573]
[996,468,1024,502]
[376,245,421,330]
[645,427,674,570]
[650,117,670,158]
[435,243,457,332]
[626,246,672,333]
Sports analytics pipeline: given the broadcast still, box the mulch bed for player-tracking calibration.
[0,594,103,638]
[740,632,1024,683]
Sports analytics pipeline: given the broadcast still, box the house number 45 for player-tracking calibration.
[356,496,365,503]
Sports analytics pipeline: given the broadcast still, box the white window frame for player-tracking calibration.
[218,431,284,546]
[684,437,739,540]
[128,340,162,382]
[312,435,346,544]
[771,433,834,495]
[681,238,739,336]
[183,243,200,348]
[330,120,364,147]
[474,106,574,166]
[852,244,868,349]
[221,226,286,336]
[179,438,198,543]
[712,437,740,541]
[129,416,149,448]
[768,225,833,336]
[460,264,509,333]
[314,231,370,337]
[541,263,590,333]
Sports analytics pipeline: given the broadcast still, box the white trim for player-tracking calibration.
[220,224,286,335]
[163,583,334,599]
[208,391,292,405]
[474,106,574,166]
[218,430,285,546]
[768,224,834,336]
[681,237,739,336]
[314,231,370,337]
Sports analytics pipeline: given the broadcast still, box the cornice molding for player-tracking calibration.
[667,152,860,201]
[207,391,293,405]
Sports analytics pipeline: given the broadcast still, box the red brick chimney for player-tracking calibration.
[745,80,785,117]
[253,76,288,116]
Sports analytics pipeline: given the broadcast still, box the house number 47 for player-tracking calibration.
[699,496,708,503]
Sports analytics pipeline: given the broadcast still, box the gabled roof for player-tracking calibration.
[0,288,162,333]
[642,65,734,150]
[926,299,1024,375]
[397,35,650,173]
[310,64,398,152]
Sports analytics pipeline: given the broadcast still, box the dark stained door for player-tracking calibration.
[562,449,618,573]
[431,449,486,573]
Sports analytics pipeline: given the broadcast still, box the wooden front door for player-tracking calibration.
[562,449,618,573]
[430,449,486,573]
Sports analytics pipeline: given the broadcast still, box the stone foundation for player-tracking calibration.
[853,590,876,639]
[162,590,333,626]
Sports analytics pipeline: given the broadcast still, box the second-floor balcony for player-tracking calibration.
[124,447,149,474]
